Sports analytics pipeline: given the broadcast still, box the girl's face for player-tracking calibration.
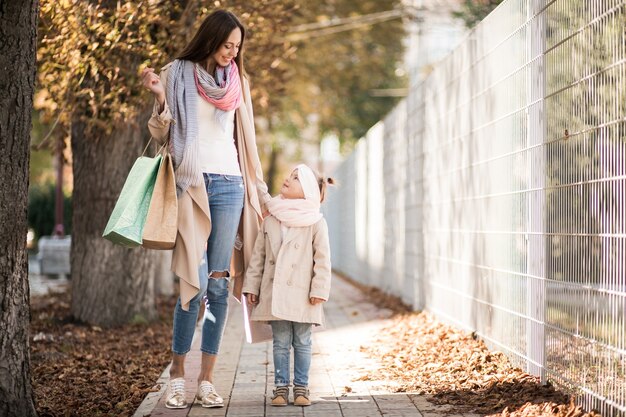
[281,169,305,200]
[213,27,242,67]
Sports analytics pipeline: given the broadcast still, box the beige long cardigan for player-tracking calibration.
[241,216,332,326]
[147,62,271,315]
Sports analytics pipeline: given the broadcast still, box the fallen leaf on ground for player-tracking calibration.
[355,286,601,417]
[31,288,177,417]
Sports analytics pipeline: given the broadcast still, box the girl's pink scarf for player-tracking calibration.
[266,196,322,227]
[194,62,241,111]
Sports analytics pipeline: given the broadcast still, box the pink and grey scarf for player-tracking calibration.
[166,59,242,194]
[194,61,242,130]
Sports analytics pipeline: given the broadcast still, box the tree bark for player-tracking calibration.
[70,109,159,327]
[266,141,280,195]
[0,1,39,416]
[155,251,174,296]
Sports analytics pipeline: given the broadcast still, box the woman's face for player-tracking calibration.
[213,27,242,67]
[281,169,305,200]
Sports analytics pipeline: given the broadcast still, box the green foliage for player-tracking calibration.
[36,0,181,138]
[452,0,503,28]
[29,150,54,185]
[130,314,149,325]
[36,0,298,142]
[37,0,404,147]
[278,0,407,142]
[178,1,298,118]
[28,183,72,240]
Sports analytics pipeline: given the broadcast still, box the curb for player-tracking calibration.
[133,363,171,417]
[133,321,203,417]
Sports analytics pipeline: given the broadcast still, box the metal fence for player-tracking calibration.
[323,0,626,414]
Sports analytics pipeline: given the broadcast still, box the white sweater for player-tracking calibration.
[197,98,241,176]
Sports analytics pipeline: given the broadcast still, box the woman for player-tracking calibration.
[141,10,270,409]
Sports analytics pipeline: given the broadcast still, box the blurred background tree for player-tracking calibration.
[453,0,503,28]
[283,0,406,143]
[37,0,177,327]
[35,0,296,326]
[28,183,72,241]
[33,0,408,325]
[262,0,408,192]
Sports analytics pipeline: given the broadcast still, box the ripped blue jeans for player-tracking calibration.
[171,173,244,355]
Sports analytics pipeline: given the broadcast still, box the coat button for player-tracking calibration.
[287,280,292,286]
[294,243,300,249]
[269,260,275,265]
[291,264,296,268]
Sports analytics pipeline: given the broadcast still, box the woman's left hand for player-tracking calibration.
[309,297,325,305]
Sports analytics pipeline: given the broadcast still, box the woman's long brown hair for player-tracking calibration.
[177,10,246,82]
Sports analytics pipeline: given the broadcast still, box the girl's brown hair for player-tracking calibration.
[177,10,246,80]
[318,175,335,203]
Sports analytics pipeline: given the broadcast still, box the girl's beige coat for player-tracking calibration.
[241,216,332,326]
[147,63,271,314]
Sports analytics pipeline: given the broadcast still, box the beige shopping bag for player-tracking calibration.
[142,151,178,249]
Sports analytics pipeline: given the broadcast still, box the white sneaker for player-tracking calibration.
[195,380,224,408]
[165,377,187,409]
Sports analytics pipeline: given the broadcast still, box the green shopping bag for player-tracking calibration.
[102,154,163,247]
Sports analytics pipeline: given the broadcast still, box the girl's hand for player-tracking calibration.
[309,297,325,305]
[141,67,165,105]
[245,293,259,305]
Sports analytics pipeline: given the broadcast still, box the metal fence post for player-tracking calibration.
[526,0,546,382]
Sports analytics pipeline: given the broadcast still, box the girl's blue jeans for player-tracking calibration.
[270,320,313,387]
[171,173,244,355]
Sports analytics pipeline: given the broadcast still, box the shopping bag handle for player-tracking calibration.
[141,136,154,157]
[141,136,169,157]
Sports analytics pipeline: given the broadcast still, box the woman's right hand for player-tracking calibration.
[141,67,165,106]
[244,293,259,305]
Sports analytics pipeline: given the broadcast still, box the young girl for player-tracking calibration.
[243,164,333,407]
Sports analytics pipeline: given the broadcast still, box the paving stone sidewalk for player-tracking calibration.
[134,274,478,417]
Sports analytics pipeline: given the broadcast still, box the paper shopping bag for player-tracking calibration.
[102,154,162,247]
[142,152,178,249]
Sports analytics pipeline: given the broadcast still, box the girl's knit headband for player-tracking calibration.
[296,164,320,203]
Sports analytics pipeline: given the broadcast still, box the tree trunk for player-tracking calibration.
[70,110,159,327]
[266,141,280,195]
[155,251,175,296]
[0,1,39,416]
